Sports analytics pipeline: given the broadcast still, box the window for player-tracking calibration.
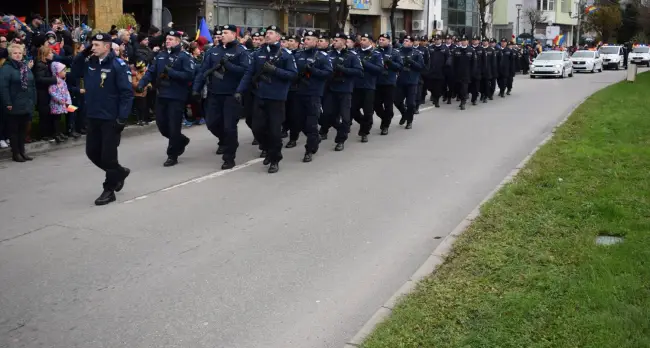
[287,12,328,35]
[215,6,279,31]
[537,0,554,11]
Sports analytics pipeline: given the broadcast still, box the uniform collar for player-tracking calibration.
[266,42,281,53]
[167,45,181,54]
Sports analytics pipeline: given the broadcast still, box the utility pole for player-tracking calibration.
[152,0,162,29]
[574,0,583,46]
[516,3,522,38]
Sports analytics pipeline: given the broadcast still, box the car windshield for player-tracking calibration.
[537,52,563,60]
[572,51,594,58]
[599,47,619,54]
[633,47,649,53]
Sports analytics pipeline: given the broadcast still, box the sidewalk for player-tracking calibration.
[359,73,650,348]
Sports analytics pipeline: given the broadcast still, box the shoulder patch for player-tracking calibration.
[351,51,358,55]
[116,58,127,66]
[319,51,328,56]
[283,48,291,53]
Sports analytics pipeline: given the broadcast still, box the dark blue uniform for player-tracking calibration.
[395,47,424,127]
[352,47,383,137]
[452,45,476,107]
[470,44,484,103]
[71,50,133,197]
[374,45,403,132]
[319,48,363,148]
[193,41,250,165]
[416,44,430,109]
[427,44,451,106]
[236,42,297,169]
[444,43,457,102]
[138,44,195,164]
[292,47,333,158]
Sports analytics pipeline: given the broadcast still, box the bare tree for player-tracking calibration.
[583,4,622,41]
[523,7,547,35]
[478,0,497,38]
[329,0,350,34]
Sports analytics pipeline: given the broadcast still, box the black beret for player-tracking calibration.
[167,30,182,38]
[266,25,281,32]
[334,32,348,40]
[361,33,374,41]
[403,35,414,41]
[287,35,298,41]
[221,24,237,32]
[489,38,497,43]
[379,33,391,39]
[252,32,262,37]
[90,32,111,42]
[304,30,319,38]
[319,32,330,39]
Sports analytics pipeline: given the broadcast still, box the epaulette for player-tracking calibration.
[116,57,127,66]
[283,48,291,54]
[318,51,328,56]
[181,50,192,56]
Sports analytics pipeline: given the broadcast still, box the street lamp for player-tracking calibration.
[516,4,522,39]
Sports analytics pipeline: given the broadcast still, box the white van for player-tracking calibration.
[598,45,625,70]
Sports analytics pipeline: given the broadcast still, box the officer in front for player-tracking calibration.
[470,36,484,105]
[427,35,450,108]
[319,33,363,152]
[235,25,297,174]
[482,37,497,102]
[413,35,430,114]
[496,38,513,98]
[374,33,403,135]
[351,33,383,143]
[71,33,134,206]
[452,35,475,110]
[244,31,264,146]
[137,30,194,167]
[291,30,333,163]
[193,24,249,170]
[394,35,424,129]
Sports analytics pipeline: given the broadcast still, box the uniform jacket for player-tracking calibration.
[0,59,37,115]
[483,46,497,79]
[416,45,430,77]
[427,44,451,80]
[376,45,403,86]
[397,47,424,85]
[138,45,195,101]
[71,51,134,121]
[472,45,485,80]
[452,45,476,83]
[237,43,297,101]
[354,47,384,90]
[194,41,250,95]
[327,48,364,93]
[294,47,333,97]
[496,47,513,78]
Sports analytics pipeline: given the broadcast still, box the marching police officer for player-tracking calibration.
[235,25,297,174]
[507,41,517,95]
[71,33,134,205]
[482,37,497,102]
[496,38,513,98]
[489,38,500,98]
[374,33,403,135]
[352,33,383,143]
[470,36,484,105]
[319,33,363,152]
[193,24,250,170]
[291,30,333,162]
[427,35,450,108]
[317,33,330,52]
[452,35,475,110]
[137,30,194,167]
[284,35,301,145]
[443,35,456,104]
[394,35,424,129]
[414,36,430,114]
[244,31,264,146]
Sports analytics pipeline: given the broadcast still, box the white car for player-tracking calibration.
[629,46,650,67]
[598,45,625,69]
[530,51,574,78]
[571,50,603,73]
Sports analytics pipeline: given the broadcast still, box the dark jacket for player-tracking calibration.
[0,60,37,115]
[138,45,195,101]
[397,47,424,85]
[237,43,298,101]
[427,44,451,80]
[354,47,384,90]
[194,41,249,95]
[32,60,57,108]
[376,45,403,86]
[135,44,154,65]
[326,48,364,93]
[452,45,476,83]
[294,47,333,97]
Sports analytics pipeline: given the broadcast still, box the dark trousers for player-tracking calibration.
[457,81,469,102]
[134,96,148,123]
[507,76,514,91]
[497,77,507,93]
[0,109,8,140]
[252,97,284,163]
[394,84,417,123]
[374,85,395,129]
[292,95,321,154]
[351,88,375,136]
[8,114,29,155]
[429,78,445,102]
[206,94,241,162]
[320,91,352,144]
[469,79,481,102]
[86,118,128,191]
[242,91,254,131]
[416,81,425,107]
[420,78,428,102]
[444,72,455,99]
[283,91,296,134]
[155,97,188,158]
[480,78,490,99]
[490,78,498,96]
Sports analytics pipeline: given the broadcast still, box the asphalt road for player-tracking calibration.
[0,70,632,348]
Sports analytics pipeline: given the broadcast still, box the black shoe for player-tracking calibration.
[221,160,235,170]
[59,133,69,140]
[179,137,190,156]
[361,135,368,143]
[163,157,178,167]
[499,92,505,98]
[435,101,440,108]
[506,90,511,95]
[302,152,313,163]
[20,153,33,161]
[405,123,413,129]
[319,133,328,140]
[380,128,388,135]
[12,154,25,162]
[252,139,259,146]
[268,162,279,173]
[447,98,452,104]
[460,103,466,110]
[94,190,116,206]
[285,140,297,148]
[260,150,268,159]
[399,118,406,125]
[334,143,344,151]
[216,146,225,155]
[281,131,288,138]
[472,100,477,105]
[488,96,494,100]
[54,135,64,144]
[414,108,420,114]
[115,167,130,192]
[482,98,488,103]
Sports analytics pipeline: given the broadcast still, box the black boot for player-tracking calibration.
[281,130,288,138]
[285,140,297,148]
[94,190,116,206]
[252,138,259,146]
[20,153,33,161]
[399,117,406,125]
[434,100,440,108]
[506,89,511,95]
[216,146,225,155]
[268,162,279,173]
[334,143,344,151]
[360,135,368,143]
[221,160,235,170]
[115,167,131,192]
[12,153,25,162]
[380,128,388,135]
[447,98,452,104]
[405,122,413,129]
[163,157,178,167]
[302,152,313,163]
[319,133,328,140]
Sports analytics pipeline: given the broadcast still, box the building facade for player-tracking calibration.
[440,0,480,37]
[492,0,577,44]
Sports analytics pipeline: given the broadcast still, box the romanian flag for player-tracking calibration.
[553,34,565,46]
[585,5,598,14]
[195,18,213,43]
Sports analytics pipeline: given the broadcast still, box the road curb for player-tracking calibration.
[0,123,160,160]
[342,87,609,347]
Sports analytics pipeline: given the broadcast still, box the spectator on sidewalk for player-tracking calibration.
[0,43,36,162]
[132,60,151,125]
[33,45,60,142]
[48,61,72,142]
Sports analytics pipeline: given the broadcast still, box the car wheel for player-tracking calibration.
[569,69,573,77]
[530,74,535,79]
[560,68,565,78]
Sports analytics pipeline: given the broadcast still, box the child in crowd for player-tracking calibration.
[48,61,71,142]
[132,61,151,125]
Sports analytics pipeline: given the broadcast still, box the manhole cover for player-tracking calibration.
[595,236,624,245]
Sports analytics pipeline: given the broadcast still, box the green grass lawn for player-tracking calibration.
[361,73,650,348]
